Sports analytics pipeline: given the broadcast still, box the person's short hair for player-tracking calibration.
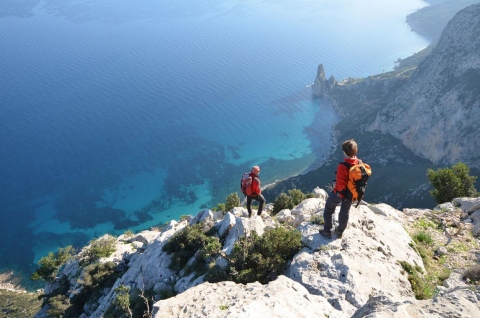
[342,139,358,157]
[251,166,260,174]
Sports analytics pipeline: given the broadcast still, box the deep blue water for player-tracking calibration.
[0,0,429,288]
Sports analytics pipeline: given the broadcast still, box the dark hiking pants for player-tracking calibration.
[323,191,352,232]
[247,194,265,217]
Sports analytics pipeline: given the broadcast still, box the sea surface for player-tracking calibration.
[0,0,429,289]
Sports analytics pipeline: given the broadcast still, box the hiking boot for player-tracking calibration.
[335,228,343,238]
[319,229,332,239]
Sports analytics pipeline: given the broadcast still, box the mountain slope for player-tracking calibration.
[369,4,480,168]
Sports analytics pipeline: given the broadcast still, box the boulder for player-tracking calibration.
[292,213,311,227]
[291,198,324,216]
[125,230,163,245]
[189,209,213,225]
[216,211,236,238]
[231,206,248,217]
[453,197,480,214]
[222,216,265,255]
[312,186,329,200]
[469,210,480,237]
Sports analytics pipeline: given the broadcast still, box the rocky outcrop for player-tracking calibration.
[152,275,341,318]
[34,191,480,317]
[312,64,337,98]
[369,4,480,168]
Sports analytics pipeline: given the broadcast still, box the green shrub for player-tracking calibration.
[399,261,434,300]
[123,230,134,238]
[212,192,242,212]
[463,265,480,282]
[71,261,124,313]
[204,264,229,283]
[427,162,477,204]
[272,189,307,215]
[46,294,80,318]
[199,238,222,260]
[112,285,132,318]
[79,261,119,289]
[179,215,190,222]
[272,193,291,214]
[206,227,302,285]
[288,189,306,207]
[31,246,74,282]
[81,235,117,265]
[413,231,433,245]
[162,224,221,272]
[310,214,324,225]
[225,192,241,211]
[212,203,226,212]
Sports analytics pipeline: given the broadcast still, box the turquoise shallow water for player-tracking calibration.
[0,0,429,288]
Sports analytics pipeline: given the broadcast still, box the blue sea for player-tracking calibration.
[0,0,429,289]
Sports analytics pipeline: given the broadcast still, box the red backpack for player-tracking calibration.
[240,172,252,195]
[240,172,260,196]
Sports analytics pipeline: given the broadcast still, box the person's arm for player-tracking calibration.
[252,178,261,195]
[334,164,349,194]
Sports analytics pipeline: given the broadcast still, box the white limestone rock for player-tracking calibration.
[216,211,236,238]
[312,186,329,200]
[291,198,324,216]
[292,213,311,227]
[453,197,480,214]
[189,209,213,225]
[286,204,422,314]
[369,203,403,222]
[434,201,456,212]
[231,206,248,217]
[86,222,187,318]
[174,272,204,294]
[469,210,480,237]
[222,216,265,255]
[152,275,341,318]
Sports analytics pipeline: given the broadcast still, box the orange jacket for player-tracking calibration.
[334,157,359,198]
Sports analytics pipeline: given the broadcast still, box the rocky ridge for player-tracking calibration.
[34,190,480,317]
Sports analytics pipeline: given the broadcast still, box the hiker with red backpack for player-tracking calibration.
[320,139,371,239]
[240,166,265,218]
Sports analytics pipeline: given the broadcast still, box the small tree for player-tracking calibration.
[427,162,477,204]
[273,193,291,215]
[272,189,308,215]
[81,235,117,265]
[112,285,132,318]
[31,246,74,282]
[225,192,241,211]
[288,189,306,207]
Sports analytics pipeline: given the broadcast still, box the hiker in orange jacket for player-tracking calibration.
[246,166,265,218]
[320,139,359,239]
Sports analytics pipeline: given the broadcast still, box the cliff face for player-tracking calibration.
[369,4,480,167]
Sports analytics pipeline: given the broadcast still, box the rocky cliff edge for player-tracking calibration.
[35,189,480,317]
